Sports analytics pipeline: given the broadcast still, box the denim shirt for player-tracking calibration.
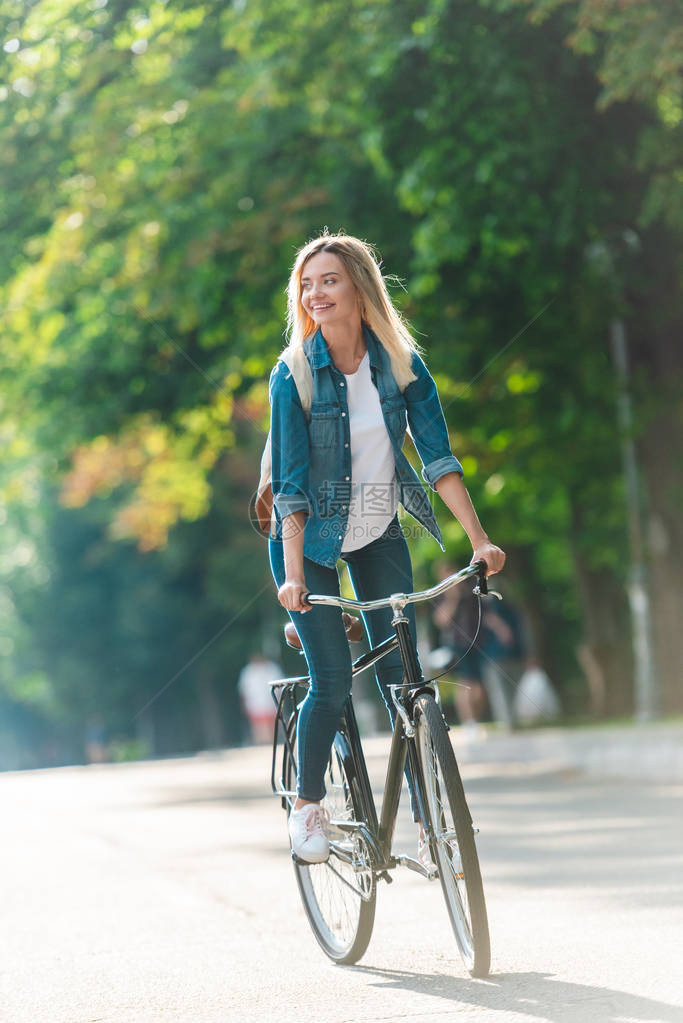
[268,324,464,568]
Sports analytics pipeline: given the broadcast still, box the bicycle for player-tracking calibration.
[270,559,494,976]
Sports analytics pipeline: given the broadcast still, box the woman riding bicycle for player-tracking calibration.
[267,231,505,864]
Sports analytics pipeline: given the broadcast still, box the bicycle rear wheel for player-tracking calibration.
[413,694,491,976]
[286,722,376,965]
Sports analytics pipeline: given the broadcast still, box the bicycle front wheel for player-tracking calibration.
[413,694,491,976]
[287,725,376,965]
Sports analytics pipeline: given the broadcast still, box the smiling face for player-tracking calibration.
[300,250,362,329]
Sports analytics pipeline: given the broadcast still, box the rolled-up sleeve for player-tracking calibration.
[404,352,464,491]
[268,361,312,518]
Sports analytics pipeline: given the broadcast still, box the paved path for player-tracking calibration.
[2,737,683,1022]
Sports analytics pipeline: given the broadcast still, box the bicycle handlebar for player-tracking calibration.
[303,560,489,613]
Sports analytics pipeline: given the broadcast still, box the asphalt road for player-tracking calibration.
[2,735,683,1023]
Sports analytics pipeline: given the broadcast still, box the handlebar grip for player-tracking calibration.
[475,560,488,595]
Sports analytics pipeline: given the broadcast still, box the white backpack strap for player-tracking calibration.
[279,346,312,417]
[257,430,272,498]
[254,348,312,536]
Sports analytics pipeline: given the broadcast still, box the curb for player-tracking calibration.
[452,721,683,783]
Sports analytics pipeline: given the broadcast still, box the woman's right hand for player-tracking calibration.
[277,578,312,613]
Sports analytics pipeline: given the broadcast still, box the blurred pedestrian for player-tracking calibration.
[432,566,528,733]
[433,562,487,733]
[479,590,526,730]
[237,652,282,744]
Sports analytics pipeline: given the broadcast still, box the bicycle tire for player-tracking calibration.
[285,722,376,965]
[413,694,491,976]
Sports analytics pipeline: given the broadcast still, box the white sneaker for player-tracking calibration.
[289,803,330,863]
[418,835,437,872]
[418,829,463,878]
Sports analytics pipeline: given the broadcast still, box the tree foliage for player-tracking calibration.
[1,0,680,765]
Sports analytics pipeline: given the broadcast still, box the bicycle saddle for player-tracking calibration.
[284,612,364,650]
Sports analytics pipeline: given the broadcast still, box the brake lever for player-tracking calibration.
[472,562,503,600]
[473,561,488,596]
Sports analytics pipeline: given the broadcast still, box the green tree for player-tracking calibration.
[1,0,681,767]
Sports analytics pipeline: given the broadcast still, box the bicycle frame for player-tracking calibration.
[270,561,489,877]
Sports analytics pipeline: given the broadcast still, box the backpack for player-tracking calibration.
[255,348,312,534]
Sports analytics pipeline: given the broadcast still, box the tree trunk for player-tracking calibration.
[627,223,683,714]
[196,672,226,750]
[568,499,634,717]
[634,382,683,714]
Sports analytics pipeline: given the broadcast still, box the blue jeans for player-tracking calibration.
[268,514,423,820]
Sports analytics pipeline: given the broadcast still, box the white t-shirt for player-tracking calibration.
[341,352,398,553]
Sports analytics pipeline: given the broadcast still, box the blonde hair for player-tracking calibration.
[281,232,422,409]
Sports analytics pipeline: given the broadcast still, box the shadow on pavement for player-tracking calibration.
[347,965,683,1022]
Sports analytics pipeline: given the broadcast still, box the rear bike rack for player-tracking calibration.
[269,677,309,810]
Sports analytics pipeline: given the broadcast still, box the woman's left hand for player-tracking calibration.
[470,540,506,577]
